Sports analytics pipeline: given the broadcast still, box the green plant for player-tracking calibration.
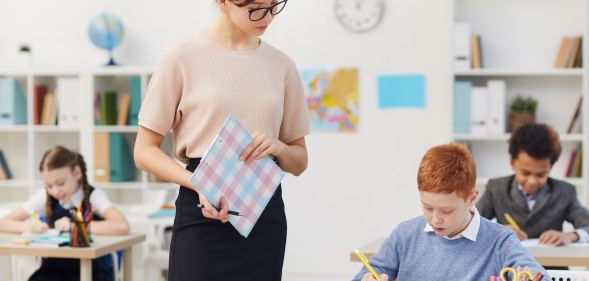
[510,95,538,114]
[18,44,31,53]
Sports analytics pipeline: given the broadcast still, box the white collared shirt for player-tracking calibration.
[23,186,113,217]
[424,206,481,241]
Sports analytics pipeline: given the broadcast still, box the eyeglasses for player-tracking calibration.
[247,0,287,21]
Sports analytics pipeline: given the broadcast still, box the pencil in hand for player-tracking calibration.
[197,203,241,216]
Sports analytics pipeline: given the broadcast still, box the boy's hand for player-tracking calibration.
[361,273,389,281]
[505,225,528,240]
[55,217,71,232]
[539,230,578,245]
[28,220,49,234]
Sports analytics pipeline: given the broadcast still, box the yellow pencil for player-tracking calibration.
[354,249,380,280]
[504,213,521,230]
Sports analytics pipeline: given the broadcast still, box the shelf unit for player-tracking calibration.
[0,67,176,204]
[453,0,589,206]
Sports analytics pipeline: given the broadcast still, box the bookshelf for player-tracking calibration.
[452,0,589,206]
[0,67,177,205]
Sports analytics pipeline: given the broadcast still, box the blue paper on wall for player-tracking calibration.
[378,74,426,108]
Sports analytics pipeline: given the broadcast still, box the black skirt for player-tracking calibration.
[168,158,287,281]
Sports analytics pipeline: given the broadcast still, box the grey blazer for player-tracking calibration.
[476,175,589,238]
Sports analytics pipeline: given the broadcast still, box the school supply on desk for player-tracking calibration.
[69,204,92,247]
[188,115,285,237]
[28,233,70,248]
[504,213,521,230]
[354,249,380,280]
[489,266,542,281]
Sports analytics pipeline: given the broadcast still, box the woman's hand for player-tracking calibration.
[240,132,285,162]
[54,217,71,232]
[198,192,229,223]
[27,220,49,234]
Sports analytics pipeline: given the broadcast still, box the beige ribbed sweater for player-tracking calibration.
[138,33,310,163]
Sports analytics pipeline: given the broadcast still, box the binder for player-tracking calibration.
[453,81,472,134]
[453,23,471,71]
[189,115,285,237]
[129,77,141,125]
[0,78,27,125]
[486,80,506,134]
[109,133,136,182]
[470,87,488,135]
[94,132,110,182]
[33,84,47,125]
[57,77,81,128]
[117,93,130,126]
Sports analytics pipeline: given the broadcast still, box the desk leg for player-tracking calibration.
[80,259,92,281]
[123,247,133,281]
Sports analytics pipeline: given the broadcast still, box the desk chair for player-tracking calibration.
[548,270,589,281]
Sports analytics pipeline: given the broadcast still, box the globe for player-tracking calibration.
[88,13,125,66]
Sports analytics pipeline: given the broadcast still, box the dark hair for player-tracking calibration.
[509,123,561,165]
[220,0,257,7]
[39,146,90,225]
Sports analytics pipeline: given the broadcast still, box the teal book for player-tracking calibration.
[99,91,118,125]
[0,78,27,125]
[453,81,472,134]
[109,133,136,182]
[129,77,141,125]
[148,209,176,218]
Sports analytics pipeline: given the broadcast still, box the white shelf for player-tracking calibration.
[98,182,144,190]
[33,126,80,133]
[94,126,139,133]
[454,133,583,142]
[454,69,583,77]
[90,66,153,76]
[147,182,178,190]
[0,180,32,188]
[0,125,28,132]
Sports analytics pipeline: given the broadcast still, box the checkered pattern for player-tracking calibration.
[189,115,285,237]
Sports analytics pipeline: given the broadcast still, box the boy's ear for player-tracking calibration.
[469,189,478,205]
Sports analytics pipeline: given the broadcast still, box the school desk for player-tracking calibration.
[0,233,145,281]
[350,236,589,267]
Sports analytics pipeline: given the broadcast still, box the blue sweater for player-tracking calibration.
[352,216,550,281]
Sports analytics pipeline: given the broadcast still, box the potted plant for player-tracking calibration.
[18,44,32,68]
[510,95,537,132]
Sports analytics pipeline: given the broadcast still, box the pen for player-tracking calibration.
[196,204,241,216]
[504,213,521,231]
[354,249,380,280]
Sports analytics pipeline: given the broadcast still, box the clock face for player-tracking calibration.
[334,0,384,32]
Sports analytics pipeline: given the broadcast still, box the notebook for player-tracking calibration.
[28,232,70,248]
[188,115,285,237]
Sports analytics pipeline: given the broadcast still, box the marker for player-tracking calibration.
[196,204,241,216]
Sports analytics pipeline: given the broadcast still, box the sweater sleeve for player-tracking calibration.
[497,232,551,281]
[352,230,402,281]
[138,50,184,136]
[278,60,310,144]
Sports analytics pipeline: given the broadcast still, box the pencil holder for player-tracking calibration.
[70,220,91,247]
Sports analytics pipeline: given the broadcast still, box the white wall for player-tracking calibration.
[1,0,453,279]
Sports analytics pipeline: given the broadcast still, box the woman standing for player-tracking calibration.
[134,0,310,280]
